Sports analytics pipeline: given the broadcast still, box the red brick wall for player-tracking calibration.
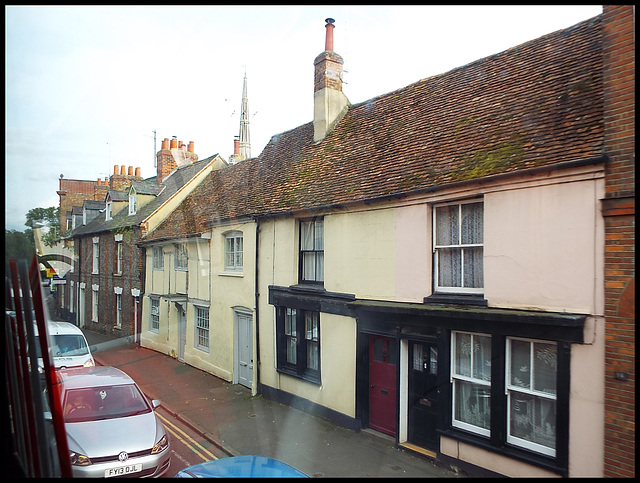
[58,178,98,233]
[73,229,143,338]
[601,5,635,478]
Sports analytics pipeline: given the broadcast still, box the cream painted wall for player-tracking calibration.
[326,209,397,299]
[256,218,287,389]
[326,205,430,301]
[140,295,176,357]
[484,177,605,314]
[192,221,257,385]
[279,313,357,416]
[189,238,210,301]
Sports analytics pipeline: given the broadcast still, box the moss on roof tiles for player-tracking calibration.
[144,15,604,243]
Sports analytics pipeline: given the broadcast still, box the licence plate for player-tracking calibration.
[105,464,142,477]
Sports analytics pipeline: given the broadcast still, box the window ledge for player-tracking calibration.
[276,367,321,386]
[288,283,326,294]
[424,294,487,306]
[218,271,244,278]
[439,428,565,476]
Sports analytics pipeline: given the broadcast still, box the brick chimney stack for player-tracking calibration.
[109,165,143,191]
[156,136,198,183]
[313,18,350,142]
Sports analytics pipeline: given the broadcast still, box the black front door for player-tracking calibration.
[408,339,439,451]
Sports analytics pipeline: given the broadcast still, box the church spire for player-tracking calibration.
[238,71,251,160]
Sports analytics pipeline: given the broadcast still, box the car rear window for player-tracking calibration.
[63,384,151,423]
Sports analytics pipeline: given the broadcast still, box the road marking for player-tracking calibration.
[156,411,218,462]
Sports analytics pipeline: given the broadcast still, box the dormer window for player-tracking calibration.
[129,191,137,215]
[105,200,113,220]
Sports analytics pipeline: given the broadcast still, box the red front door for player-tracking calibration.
[369,335,397,436]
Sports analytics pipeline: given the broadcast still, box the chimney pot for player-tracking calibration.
[114,165,118,175]
[135,167,141,177]
[188,141,194,153]
[162,138,170,150]
[120,165,126,175]
[234,136,240,155]
[170,137,178,149]
[325,18,335,51]
[128,166,133,175]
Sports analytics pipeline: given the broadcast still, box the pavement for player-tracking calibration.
[82,328,463,478]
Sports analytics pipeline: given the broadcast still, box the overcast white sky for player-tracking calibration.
[5,5,603,231]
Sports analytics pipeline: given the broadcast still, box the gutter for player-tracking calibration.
[254,217,261,396]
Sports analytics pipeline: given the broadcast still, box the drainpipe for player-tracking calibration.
[254,217,261,396]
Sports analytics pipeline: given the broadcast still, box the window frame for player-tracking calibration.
[224,231,243,272]
[433,200,484,295]
[174,242,188,271]
[194,305,210,352]
[105,200,113,221]
[150,297,160,333]
[276,306,321,384]
[298,217,324,285]
[115,292,122,329]
[451,331,492,436]
[116,241,123,275]
[91,286,99,322]
[128,190,137,216]
[92,237,99,274]
[446,331,567,467]
[69,280,74,314]
[152,246,164,270]
[505,336,558,457]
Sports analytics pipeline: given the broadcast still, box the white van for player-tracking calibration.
[36,321,95,370]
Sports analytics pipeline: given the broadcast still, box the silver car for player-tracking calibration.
[58,366,170,478]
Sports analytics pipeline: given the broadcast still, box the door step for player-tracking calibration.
[399,442,437,459]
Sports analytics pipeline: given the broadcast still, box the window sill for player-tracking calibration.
[276,367,321,386]
[439,428,564,476]
[218,271,244,278]
[288,283,326,294]
[424,294,487,306]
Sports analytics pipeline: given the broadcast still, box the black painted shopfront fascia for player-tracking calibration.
[267,285,586,475]
[349,299,586,477]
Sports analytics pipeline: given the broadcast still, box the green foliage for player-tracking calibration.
[5,229,36,266]
[25,206,60,247]
[25,206,59,229]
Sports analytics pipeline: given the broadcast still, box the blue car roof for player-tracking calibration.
[175,455,309,478]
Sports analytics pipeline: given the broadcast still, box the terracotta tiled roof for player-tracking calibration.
[71,157,215,237]
[144,15,604,243]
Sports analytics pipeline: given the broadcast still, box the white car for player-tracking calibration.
[58,366,171,478]
[36,320,95,370]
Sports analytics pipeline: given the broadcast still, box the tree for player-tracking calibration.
[4,229,36,267]
[25,206,60,247]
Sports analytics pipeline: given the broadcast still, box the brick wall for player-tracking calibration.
[57,178,98,233]
[73,229,143,338]
[601,5,635,478]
